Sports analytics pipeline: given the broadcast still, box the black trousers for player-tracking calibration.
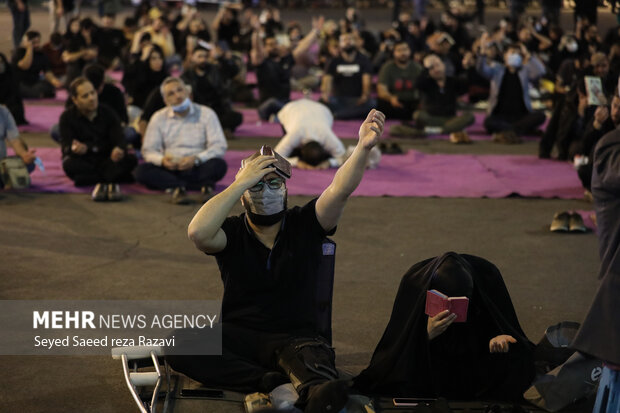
[165,323,337,395]
[484,111,546,136]
[134,158,227,191]
[62,154,137,186]
[377,99,418,121]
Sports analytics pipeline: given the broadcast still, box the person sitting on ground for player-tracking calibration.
[274,98,379,170]
[321,31,375,120]
[134,15,176,61]
[123,44,168,111]
[377,40,423,123]
[0,105,35,189]
[477,40,546,143]
[411,54,475,142]
[51,64,139,148]
[13,31,62,98]
[136,77,227,205]
[181,45,242,135]
[0,53,27,125]
[573,93,620,193]
[167,109,385,413]
[94,13,127,69]
[250,14,325,121]
[354,251,536,400]
[62,17,98,87]
[213,3,241,51]
[59,77,137,201]
[42,32,66,82]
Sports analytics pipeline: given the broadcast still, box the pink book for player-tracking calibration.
[425,289,469,322]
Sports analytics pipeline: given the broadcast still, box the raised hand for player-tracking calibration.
[234,155,276,190]
[427,310,457,340]
[358,109,385,150]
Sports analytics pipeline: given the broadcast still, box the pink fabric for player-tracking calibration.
[20,148,583,199]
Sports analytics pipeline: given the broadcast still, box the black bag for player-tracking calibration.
[524,352,603,412]
[533,321,581,374]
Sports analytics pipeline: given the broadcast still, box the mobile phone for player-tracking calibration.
[260,145,291,179]
[392,398,434,407]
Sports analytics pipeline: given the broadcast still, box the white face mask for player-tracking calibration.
[507,53,522,68]
[244,185,286,215]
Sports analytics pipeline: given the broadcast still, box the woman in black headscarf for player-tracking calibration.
[122,44,168,109]
[354,252,535,401]
[0,52,27,125]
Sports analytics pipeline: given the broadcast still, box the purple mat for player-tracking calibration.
[20,147,582,199]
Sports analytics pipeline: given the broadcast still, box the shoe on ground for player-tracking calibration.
[91,183,107,202]
[449,131,472,144]
[171,187,191,205]
[569,212,587,233]
[550,211,570,232]
[244,392,272,413]
[107,183,122,202]
[389,123,425,138]
[200,185,214,203]
[493,130,522,144]
[388,142,404,154]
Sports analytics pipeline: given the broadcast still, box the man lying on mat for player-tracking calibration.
[274,99,381,170]
[166,109,385,412]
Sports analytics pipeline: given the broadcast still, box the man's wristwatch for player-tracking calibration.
[194,157,201,167]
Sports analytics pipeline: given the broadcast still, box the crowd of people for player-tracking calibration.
[1,1,619,410]
[2,1,620,201]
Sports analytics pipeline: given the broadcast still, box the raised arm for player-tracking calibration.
[315,110,385,231]
[188,155,277,253]
[292,16,323,62]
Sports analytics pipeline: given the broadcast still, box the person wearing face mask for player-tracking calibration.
[477,42,546,143]
[181,45,242,134]
[321,32,375,120]
[169,109,385,412]
[136,77,227,204]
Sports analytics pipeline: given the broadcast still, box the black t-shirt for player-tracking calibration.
[95,28,127,59]
[493,70,527,118]
[326,53,373,98]
[211,199,335,335]
[14,48,51,85]
[58,104,125,157]
[217,20,240,49]
[416,73,468,117]
[256,54,294,102]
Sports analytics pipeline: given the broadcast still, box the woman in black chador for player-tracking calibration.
[354,252,535,400]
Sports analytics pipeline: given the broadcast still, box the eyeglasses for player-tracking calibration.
[249,177,285,192]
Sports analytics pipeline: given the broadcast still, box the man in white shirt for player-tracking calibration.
[136,77,228,204]
[275,99,381,170]
[274,99,346,170]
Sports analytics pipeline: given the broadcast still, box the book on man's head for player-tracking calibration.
[424,289,469,322]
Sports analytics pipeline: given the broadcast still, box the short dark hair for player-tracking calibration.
[192,46,210,55]
[83,64,105,90]
[69,76,92,97]
[26,31,41,41]
[299,141,330,166]
[80,18,96,31]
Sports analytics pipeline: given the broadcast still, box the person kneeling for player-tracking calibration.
[355,252,536,401]
[60,77,137,201]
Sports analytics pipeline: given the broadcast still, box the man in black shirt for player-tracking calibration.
[321,32,375,120]
[477,42,546,143]
[413,54,475,141]
[168,109,385,411]
[95,13,127,69]
[14,31,62,98]
[182,46,242,134]
[251,19,295,121]
[59,77,137,201]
